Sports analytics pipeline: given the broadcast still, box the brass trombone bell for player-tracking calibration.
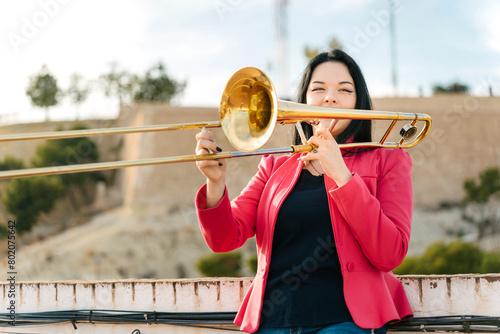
[0,67,431,179]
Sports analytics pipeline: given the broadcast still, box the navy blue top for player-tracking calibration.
[259,169,353,328]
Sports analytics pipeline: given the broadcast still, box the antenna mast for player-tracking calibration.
[275,0,290,99]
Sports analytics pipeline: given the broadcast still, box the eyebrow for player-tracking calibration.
[311,80,354,86]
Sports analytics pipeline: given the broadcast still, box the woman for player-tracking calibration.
[194,50,413,334]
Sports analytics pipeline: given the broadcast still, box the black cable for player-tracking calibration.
[0,310,239,331]
[1,311,499,332]
[388,315,500,332]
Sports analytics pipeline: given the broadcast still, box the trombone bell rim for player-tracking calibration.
[219,67,279,152]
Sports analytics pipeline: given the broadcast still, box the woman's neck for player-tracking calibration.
[304,160,323,176]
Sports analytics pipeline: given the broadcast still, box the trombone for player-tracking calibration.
[0,67,431,180]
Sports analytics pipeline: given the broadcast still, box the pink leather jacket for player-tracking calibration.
[195,148,413,333]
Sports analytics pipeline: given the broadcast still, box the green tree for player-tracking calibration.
[99,61,138,105]
[432,81,470,94]
[67,73,91,120]
[462,168,500,241]
[304,45,320,62]
[133,62,186,103]
[31,124,104,209]
[26,65,61,121]
[247,253,258,274]
[2,177,65,234]
[0,156,26,221]
[196,251,242,277]
[480,252,500,273]
[304,37,343,61]
[0,156,25,172]
[0,224,8,239]
[395,240,500,275]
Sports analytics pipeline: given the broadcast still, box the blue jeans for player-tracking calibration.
[253,322,387,334]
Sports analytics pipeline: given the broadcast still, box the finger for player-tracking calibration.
[307,135,323,148]
[195,151,227,166]
[297,146,319,162]
[196,131,222,153]
[195,130,215,142]
[197,159,224,168]
[196,139,222,154]
[299,152,316,162]
[315,127,334,140]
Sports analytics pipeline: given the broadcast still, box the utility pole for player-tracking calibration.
[389,0,398,96]
[275,0,290,99]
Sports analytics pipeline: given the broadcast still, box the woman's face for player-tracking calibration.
[306,61,356,137]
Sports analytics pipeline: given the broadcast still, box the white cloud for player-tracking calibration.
[180,70,234,107]
[152,30,228,65]
[329,0,378,12]
[473,0,500,53]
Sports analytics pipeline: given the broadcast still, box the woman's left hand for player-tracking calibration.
[300,127,353,187]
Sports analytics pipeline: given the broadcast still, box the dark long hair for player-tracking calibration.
[293,49,373,150]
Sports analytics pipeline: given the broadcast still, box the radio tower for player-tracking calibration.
[275,0,290,99]
[389,0,398,96]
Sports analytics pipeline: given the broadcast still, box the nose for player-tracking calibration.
[323,90,338,104]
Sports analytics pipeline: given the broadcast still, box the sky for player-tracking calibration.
[1,0,499,123]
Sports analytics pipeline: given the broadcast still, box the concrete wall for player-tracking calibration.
[1,275,499,333]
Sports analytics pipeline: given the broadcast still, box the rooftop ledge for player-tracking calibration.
[1,274,500,333]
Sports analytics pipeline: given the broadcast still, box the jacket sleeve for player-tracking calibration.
[195,155,275,253]
[329,148,413,272]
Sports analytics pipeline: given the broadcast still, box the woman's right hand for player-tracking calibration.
[195,130,226,207]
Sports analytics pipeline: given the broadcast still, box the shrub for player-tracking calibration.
[395,240,500,275]
[432,81,469,94]
[2,177,65,234]
[196,251,242,277]
[462,167,500,242]
[0,156,25,171]
[31,124,105,207]
[31,124,103,186]
[480,252,500,273]
[247,253,258,274]
[0,224,8,239]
